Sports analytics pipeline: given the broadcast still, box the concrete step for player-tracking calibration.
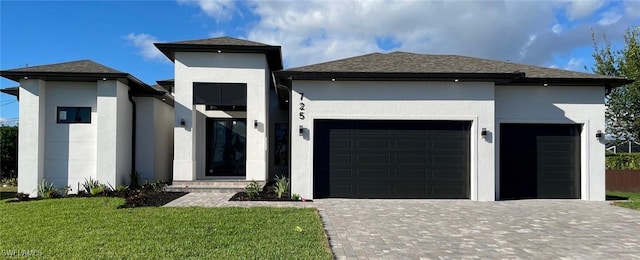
[166,180,265,193]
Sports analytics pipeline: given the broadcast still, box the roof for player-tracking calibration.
[0,60,164,96]
[0,86,19,98]
[154,36,283,71]
[275,52,632,88]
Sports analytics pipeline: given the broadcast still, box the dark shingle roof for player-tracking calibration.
[276,52,632,88]
[4,60,126,74]
[169,36,270,47]
[154,36,283,71]
[0,60,165,96]
[0,86,19,97]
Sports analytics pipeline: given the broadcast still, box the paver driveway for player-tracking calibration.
[315,199,640,259]
[166,193,640,259]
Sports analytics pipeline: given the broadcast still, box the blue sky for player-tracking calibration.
[1,0,639,125]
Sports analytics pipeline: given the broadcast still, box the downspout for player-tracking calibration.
[128,91,136,177]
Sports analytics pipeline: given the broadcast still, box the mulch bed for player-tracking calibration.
[4,188,188,208]
[229,188,311,202]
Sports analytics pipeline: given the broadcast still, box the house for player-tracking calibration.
[1,36,632,200]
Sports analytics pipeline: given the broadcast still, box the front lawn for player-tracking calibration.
[0,197,333,259]
[607,191,640,210]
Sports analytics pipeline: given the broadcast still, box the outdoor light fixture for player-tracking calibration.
[543,83,549,87]
[102,78,107,81]
[454,79,459,82]
[23,76,28,80]
[299,125,304,136]
[481,128,488,137]
[254,120,258,128]
[596,130,603,138]
[180,118,186,127]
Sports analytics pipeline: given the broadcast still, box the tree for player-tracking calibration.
[590,26,640,143]
[0,125,18,179]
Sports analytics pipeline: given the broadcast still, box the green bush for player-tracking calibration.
[606,153,640,170]
[245,180,261,199]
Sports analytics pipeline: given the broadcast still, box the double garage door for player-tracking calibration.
[313,120,470,199]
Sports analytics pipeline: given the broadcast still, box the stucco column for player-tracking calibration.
[96,80,130,186]
[172,75,196,181]
[17,79,46,197]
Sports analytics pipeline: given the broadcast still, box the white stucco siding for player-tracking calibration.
[495,85,606,201]
[135,97,174,182]
[17,79,46,196]
[96,80,132,186]
[43,82,98,190]
[153,98,174,182]
[173,52,269,181]
[290,81,496,201]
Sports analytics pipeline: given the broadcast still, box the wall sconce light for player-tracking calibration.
[299,125,304,136]
[180,119,186,127]
[595,130,603,138]
[254,120,258,129]
[481,128,488,137]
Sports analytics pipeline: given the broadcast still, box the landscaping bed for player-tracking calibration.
[229,178,311,202]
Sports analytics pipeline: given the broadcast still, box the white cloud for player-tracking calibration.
[599,10,623,26]
[125,33,165,61]
[552,24,563,34]
[183,0,640,69]
[564,57,584,71]
[624,0,640,19]
[562,0,604,20]
[177,0,236,21]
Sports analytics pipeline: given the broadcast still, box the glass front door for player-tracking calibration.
[206,119,246,177]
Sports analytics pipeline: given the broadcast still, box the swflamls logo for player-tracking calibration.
[1,249,44,258]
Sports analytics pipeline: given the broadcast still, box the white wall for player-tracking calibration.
[17,79,46,196]
[495,85,606,201]
[290,80,496,200]
[172,52,270,181]
[97,80,131,186]
[43,82,98,190]
[136,97,174,183]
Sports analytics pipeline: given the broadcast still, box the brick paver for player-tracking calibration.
[165,193,640,259]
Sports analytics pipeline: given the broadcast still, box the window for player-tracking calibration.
[57,107,91,124]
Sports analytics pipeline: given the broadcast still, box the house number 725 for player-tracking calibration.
[299,92,305,120]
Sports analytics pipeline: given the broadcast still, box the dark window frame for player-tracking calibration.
[57,107,91,124]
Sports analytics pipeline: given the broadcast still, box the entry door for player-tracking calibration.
[206,119,246,176]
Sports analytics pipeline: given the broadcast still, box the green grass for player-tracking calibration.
[0,197,333,259]
[0,186,17,200]
[607,191,640,210]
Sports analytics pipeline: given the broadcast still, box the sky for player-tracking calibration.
[1,0,639,125]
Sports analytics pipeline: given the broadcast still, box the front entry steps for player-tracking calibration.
[165,180,264,193]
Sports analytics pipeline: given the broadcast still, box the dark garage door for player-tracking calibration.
[314,120,470,199]
[500,124,581,199]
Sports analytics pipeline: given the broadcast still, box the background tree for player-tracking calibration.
[590,26,640,143]
[0,125,18,179]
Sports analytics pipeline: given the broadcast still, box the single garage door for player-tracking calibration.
[500,124,581,199]
[314,120,470,199]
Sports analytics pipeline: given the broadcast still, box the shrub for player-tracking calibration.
[291,193,301,200]
[606,153,640,170]
[274,175,289,199]
[37,180,59,199]
[245,180,261,199]
[141,180,167,192]
[81,177,101,194]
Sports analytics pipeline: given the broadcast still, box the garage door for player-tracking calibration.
[500,124,581,199]
[314,120,470,199]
